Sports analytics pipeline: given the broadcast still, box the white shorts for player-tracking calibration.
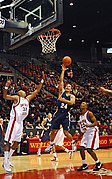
[80,129,99,150]
[54,128,64,146]
[5,119,23,144]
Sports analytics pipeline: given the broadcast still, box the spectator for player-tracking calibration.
[34,131,40,139]
[102,129,108,136]
[25,122,34,129]
[36,123,42,130]
[107,125,112,135]
[20,131,28,155]
[28,131,34,138]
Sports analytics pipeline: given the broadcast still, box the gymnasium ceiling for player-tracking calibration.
[1,0,112,49]
[59,0,112,48]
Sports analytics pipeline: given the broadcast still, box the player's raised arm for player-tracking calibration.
[100,87,112,96]
[27,71,45,102]
[59,64,67,97]
[3,80,18,102]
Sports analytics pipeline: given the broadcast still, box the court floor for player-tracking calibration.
[0,148,112,179]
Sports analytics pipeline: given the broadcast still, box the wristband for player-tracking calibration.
[5,86,8,90]
[41,79,44,84]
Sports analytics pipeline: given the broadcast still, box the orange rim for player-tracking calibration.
[38,28,61,38]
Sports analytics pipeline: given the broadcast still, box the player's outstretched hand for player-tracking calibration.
[61,64,68,71]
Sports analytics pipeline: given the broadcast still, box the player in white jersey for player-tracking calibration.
[76,102,103,172]
[2,74,44,173]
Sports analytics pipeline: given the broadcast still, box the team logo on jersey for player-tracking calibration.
[85,168,112,176]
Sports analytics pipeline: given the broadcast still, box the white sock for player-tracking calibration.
[8,149,15,160]
[38,148,41,154]
[64,148,69,153]
[53,152,57,157]
[96,160,99,164]
[50,142,54,146]
[82,160,86,164]
[71,140,75,144]
[4,151,9,163]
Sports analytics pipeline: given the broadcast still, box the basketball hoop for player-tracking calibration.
[37,28,61,54]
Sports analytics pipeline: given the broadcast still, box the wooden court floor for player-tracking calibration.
[0,148,112,179]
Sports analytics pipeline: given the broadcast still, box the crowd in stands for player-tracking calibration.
[0,57,112,155]
[0,63,12,73]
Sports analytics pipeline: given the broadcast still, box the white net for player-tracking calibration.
[37,28,61,54]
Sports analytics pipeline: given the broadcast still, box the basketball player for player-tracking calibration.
[76,102,103,171]
[37,112,52,156]
[100,87,112,96]
[51,126,73,162]
[45,64,76,152]
[2,74,44,173]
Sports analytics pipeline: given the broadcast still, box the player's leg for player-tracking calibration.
[62,118,76,151]
[63,130,77,151]
[50,146,58,161]
[3,141,12,173]
[54,128,73,159]
[57,145,73,159]
[50,129,58,142]
[8,124,22,167]
[37,142,43,156]
[87,148,102,171]
[86,131,103,171]
[3,121,13,173]
[86,129,103,171]
[45,129,58,152]
[45,115,60,152]
[77,135,88,171]
[4,141,11,164]
[77,146,88,171]
[8,141,19,167]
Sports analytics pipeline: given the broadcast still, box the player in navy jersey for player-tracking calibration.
[37,113,52,156]
[45,64,76,152]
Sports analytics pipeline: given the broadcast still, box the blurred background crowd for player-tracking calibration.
[0,55,112,156]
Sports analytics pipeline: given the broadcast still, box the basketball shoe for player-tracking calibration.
[93,162,103,171]
[8,160,13,167]
[2,162,12,173]
[77,164,88,171]
[37,149,41,156]
[51,156,58,162]
[45,143,54,152]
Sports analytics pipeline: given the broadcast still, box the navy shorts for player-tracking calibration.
[51,112,69,131]
[41,131,50,142]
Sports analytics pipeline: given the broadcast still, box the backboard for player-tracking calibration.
[8,0,63,50]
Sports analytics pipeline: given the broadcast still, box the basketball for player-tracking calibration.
[63,56,72,66]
